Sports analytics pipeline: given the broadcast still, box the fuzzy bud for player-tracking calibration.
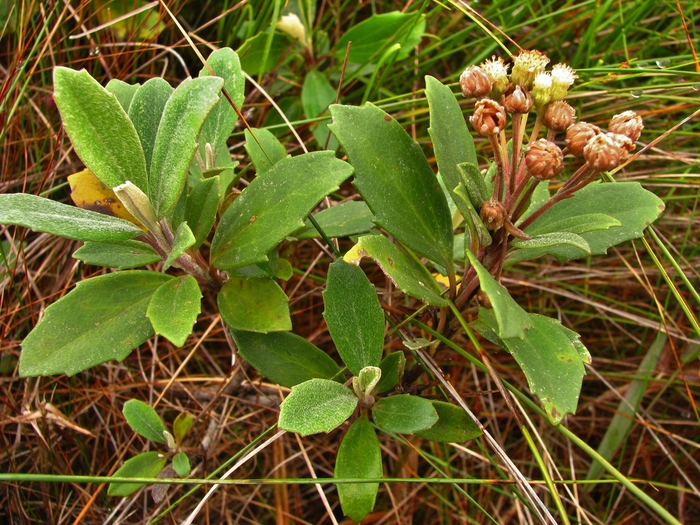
[531,72,552,108]
[608,110,644,142]
[480,56,510,96]
[565,122,601,157]
[583,132,629,171]
[480,199,506,231]
[608,132,635,152]
[525,139,564,180]
[276,13,308,47]
[470,99,507,136]
[501,85,533,114]
[543,101,576,132]
[460,66,493,98]
[550,64,577,101]
[511,50,550,89]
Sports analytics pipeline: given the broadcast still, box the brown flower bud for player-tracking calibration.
[525,139,564,180]
[608,132,635,152]
[583,132,629,171]
[565,122,600,157]
[460,66,493,98]
[543,101,576,132]
[501,85,533,114]
[608,110,643,142]
[480,199,506,230]
[470,99,507,136]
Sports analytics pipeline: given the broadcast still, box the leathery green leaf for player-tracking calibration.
[128,77,174,176]
[172,451,191,478]
[294,200,374,240]
[108,452,167,497]
[335,416,382,523]
[163,222,195,271]
[198,47,245,159]
[53,67,148,192]
[232,330,340,388]
[474,310,589,425]
[344,235,448,307]
[279,378,357,435]
[244,128,288,174]
[415,401,482,443]
[218,277,291,333]
[329,103,453,267]
[376,352,405,393]
[324,259,384,375]
[105,79,139,113]
[210,151,353,270]
[73,240,161,269]
[149,76,224,217]
[0,194,143,242]
[19,271,172,377]
[122,399,167,443]
[372,394,438,434]
[147,275,202,347]
[466,250,532,340]
[425,75,477,211]
[184,175,221,251]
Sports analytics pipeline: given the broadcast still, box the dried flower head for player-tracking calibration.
[608,110,644,142]
[480,199,506,230]
[525,139,564,180]
[470,99,507,136]
[531,72,553,108]
[583,132,629,171]
[565,122,601,157]
[501,85,533,114]
[543,101,576,132]
[550,64,577,101]
[480,56,510,95]
[460,66,493,98]
[511,50,550,89]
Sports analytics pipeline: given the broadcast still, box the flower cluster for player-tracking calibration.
[458,50,643,236]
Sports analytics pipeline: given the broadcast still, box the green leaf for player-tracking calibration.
[0,194,143,242]
[149,76,224,217]
[105,79,140,113]
[453,183,492,248]
[163,222,195,270]
[344,235,449,307]
[474,310,589,424]
[19,271,171,377]
[244,128,288,174]
[335,415,382,523]
[466,250,532,340]
[211,151,353,270]
[425,75,478,215]
[336,11,424,63]
[301,69,338,150]
[199,47,245,159]
[372,394,438,434]
[218,277,291,333]
[53,67,148,192]
[329,102,453,267]
[456,162,490,209]
[184,175,221,251]
[173,412,194,446]
[511,232,592,254]
[237,32,288,76]
[294,201,374,239]
[107,451,167,497]
[122,399,167,443]
[376,352,405,393]
[414,401,482,443]
[172,451,191,478]
[279,378,358,435]
[323,260,384,375]
[511,182,665,264]
[147,275,202,347]
[232,330,340,388]
[128,77,174,176]
[73,240,161,269]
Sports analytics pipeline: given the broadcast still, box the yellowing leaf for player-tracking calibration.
[68,169,145,230]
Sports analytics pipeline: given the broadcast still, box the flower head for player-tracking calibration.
[502,85,533,114]
[531,72,553,108]
[608,110,644,142]
[543,101,576,132]
[460,66,492,98]
[550,64,577,101]
[525,139,564,180]
[511,50,550,89]
[480,56,510,95]
[583,132,629,171]
[565,122,600,157]
[470,99,507,136]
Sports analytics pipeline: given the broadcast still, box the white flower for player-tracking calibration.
[551,64,577,100]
